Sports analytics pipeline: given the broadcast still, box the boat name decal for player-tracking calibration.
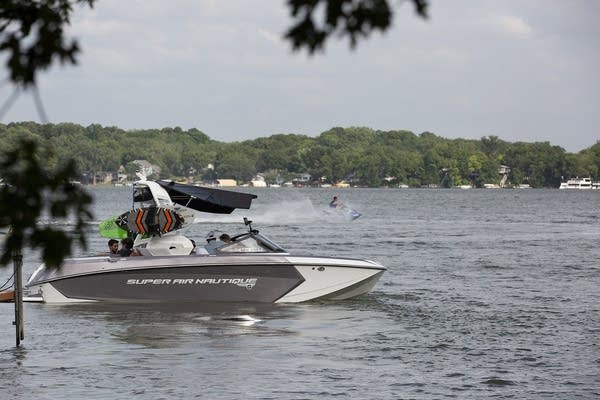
[126,278,257,289]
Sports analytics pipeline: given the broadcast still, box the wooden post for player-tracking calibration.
[13,249,24,347]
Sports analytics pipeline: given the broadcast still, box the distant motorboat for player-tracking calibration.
[559,177,600,190]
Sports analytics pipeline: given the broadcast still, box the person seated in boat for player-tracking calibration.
[219,233,232,243]
[108,239,119,256]
[118,237,140,257]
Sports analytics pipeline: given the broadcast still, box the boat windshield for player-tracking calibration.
[217,233,287,254]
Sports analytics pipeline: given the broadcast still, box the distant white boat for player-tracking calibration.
[559,177,600,189]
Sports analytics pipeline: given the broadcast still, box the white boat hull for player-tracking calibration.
[25,255,385,304]
[276,258,384,302]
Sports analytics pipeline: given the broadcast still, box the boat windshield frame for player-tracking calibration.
[216,232,287,254]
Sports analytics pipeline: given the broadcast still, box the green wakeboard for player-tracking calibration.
[99,217,129,239]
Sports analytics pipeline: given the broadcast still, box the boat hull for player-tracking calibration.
[25,255,385,304]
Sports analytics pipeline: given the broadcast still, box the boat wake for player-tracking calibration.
[194,199,362,226]
[194,199,322,225]
[195,315,263,327]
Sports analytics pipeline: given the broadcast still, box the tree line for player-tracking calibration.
[1,122,598,188]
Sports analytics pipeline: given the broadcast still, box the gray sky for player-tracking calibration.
[2,0,599,152]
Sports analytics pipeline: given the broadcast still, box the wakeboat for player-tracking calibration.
[25,179,385,303]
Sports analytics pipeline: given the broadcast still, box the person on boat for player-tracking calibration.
[219,233,232,243]
[108,239,119,255]
[118,237,140,257]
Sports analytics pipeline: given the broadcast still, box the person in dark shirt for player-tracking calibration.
[118,237,138,257]
[108,239,119,255]
[329,196,341,208]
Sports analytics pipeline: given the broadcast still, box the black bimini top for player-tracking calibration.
[156,180,257,214]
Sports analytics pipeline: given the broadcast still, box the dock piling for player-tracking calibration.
[13,250,24,347]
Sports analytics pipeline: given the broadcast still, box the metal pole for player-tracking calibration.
[13,249,24,347]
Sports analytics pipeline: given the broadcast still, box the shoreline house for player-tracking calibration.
[131,160,161,178]
[250,175,267,187]
[217,179,237,187]
[292,173,311,187]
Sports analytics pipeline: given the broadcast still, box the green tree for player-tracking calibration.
[1,0,428,86]
[504,142,565,187]
[286,0,428,53]
[0,139,93,268]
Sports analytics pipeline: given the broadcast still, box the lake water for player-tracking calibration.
[1,187,599,399]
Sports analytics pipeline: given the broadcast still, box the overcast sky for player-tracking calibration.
[2,0,599,152]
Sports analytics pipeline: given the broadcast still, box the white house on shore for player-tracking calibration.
[250,175,267,187]
[217,179,237,187]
